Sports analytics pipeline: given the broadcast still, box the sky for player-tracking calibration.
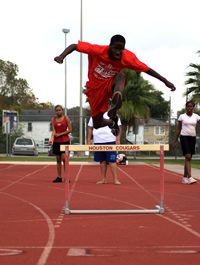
[1,0,200,118]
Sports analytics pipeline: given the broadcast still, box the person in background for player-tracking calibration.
[48,105,72,183]
[173,101,200,184]
[87,112,121,185]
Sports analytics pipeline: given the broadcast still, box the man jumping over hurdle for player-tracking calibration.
[54,34,176,136]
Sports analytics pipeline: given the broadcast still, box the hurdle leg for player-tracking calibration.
[159,145,165,213]
[65,146,70,214]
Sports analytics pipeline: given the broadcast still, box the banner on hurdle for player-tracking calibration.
[63,144,167,215]
[61,144,169,152]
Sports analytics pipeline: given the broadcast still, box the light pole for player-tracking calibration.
[79,0,83,145]
[62,28,70,116]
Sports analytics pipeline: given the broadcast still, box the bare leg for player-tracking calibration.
[97,161,107,184]
[112,72,126,95]
[109,162,121,184]
[184,153,192,178]
[108,73,126,119]
[56,155,62,178]
[61,153,65,176]
[92,73,126,129]
[93,113,113,129]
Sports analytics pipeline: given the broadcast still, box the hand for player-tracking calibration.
[164,80,176,91]
[48,141,52,146]
[173,142,177,151]
[54,133,60,137]
[54,56,63,64]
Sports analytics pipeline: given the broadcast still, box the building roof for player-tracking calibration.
[145,118,167,126]
[19,109,74,122]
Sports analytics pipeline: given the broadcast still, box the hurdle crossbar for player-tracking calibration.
[63,144,167,214]
[61,144,169,152]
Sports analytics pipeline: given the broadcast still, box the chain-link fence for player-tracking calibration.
[0,114,200,158]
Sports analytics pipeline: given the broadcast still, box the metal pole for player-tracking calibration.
[65,145,70,214]
[6,123,8,157]
[64,33,67,116]
[9,133,11,157]
[62,29,70,116]
[159,145,165,213]
[79,0,83,144]
[84,118,87,145]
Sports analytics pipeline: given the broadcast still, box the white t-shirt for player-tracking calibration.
[88,112,122,143]
[178,113,200,136]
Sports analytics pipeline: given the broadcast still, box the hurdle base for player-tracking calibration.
[65,201,70,214]
[64,207,164,214]
[156,200,165,213]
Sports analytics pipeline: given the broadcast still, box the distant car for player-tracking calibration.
[48,145,55,156]
[12,137,38,156]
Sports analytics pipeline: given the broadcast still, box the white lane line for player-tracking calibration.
[1,192,55,265]
[0,165,49,191]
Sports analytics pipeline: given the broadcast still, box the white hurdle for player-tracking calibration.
[60,144,169,215]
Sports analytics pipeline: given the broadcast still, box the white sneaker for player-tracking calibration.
[182,177,188,184]
[188,177,197,184]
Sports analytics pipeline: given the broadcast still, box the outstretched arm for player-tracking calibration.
[146,68,176,92]
[54,44,78,64]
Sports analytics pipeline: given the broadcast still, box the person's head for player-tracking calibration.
[55,104,63,116]
[108,35,126,61]
[186,101,195,107]
[185,100,195,114]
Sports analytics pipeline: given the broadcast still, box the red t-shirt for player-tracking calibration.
[53,116,70,143]
[77,41,149,90]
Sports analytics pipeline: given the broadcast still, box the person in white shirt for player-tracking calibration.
[173,101,200,184]
[87,112,121,184]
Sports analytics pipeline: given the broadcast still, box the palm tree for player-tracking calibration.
[119,69,156,144]
[184,50,200,104]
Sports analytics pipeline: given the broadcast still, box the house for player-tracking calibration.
[19,109,78,152]
[126,118,169,145]
[143,118,169,145]
[19,110,55,152]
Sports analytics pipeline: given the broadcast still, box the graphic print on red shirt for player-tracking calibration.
[77,41,149,90]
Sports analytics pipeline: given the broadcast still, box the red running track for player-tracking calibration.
[0,163,200,265]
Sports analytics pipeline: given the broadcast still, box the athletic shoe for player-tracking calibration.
[188,177,197,184]
[52,177,62,183]
[182,177,188,184]
[109,115,119,136]
[108,91,122,119]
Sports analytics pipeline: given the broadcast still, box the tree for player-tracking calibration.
[147,90,169,120]
[184,50,200,104]
[118,69,157,144]
[0,59,39,110]
[0,59,54,111]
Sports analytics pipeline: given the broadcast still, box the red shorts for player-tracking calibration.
[85,78,114,117]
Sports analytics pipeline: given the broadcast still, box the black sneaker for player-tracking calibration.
[52,177,62,183]
[109,115,119,136]
[108,91,122,119]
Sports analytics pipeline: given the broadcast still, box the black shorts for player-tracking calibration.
[180,135,196,156]
[53,141,70,156]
